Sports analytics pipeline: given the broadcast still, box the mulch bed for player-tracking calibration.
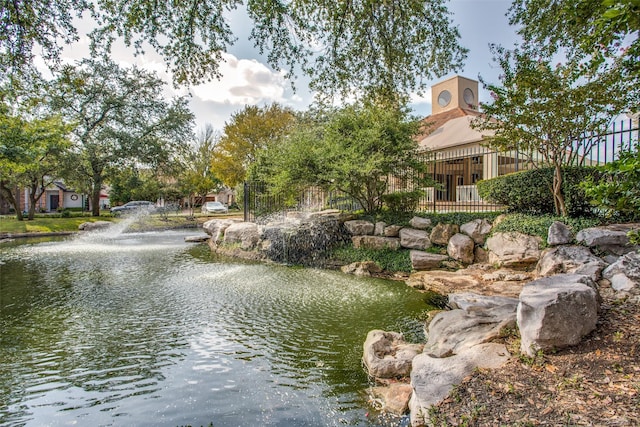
[428,287,640,426]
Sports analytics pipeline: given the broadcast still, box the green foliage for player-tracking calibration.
[380,190,424,215]
[473,43,630,216]
[1,1,467,100]
[491,213,602,246]
[330,245,413,273]
[178,125,223,205]
[251,102,430,214]
[510,0,639,88]
[580,146,640,221]
[212,104,296,188]
[49,58,194,216]
[477,166,602,217]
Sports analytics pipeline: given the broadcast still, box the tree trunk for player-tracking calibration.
[91,176,102,216]
[0,181,23,221]
[553,164,567,217]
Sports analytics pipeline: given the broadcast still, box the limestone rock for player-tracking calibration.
[352,235,400,250]
[363,330,424,380]
[410,250,448,271]
[429,223,459,245]
[576,223,640,255]
[374,221,387,236]
[341,261,383,277]
[424,301,517,357]
[409,343,510,427]
[547,221,573,246]
[536,245,607,281]
[460,219,492,245]
[344,220,374,236]
[203,218,240,245]
[474,246,489,263]
[486,232,542,267]
[448,292,520,311]
[447,233,475,264]
[78,221,112,231]
[517,274,600,356]
[409,216,432,230]
[383,225,403,237]
[399,228,431,250]
[602,252,640,292]
[223,222,261,250]
[408,269,524,298]
[370,383,413,415]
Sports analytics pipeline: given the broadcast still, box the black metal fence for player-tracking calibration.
[244,118,639,222]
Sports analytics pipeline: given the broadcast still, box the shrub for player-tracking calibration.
[381,189,424,215]
[477,166,602,217]
[580,146,640,221]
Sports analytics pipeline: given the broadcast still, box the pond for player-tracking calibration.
[0,228,428,427]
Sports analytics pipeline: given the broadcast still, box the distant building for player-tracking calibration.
[414,76,528,206]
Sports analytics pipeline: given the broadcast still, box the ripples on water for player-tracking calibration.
[0,229,426,426]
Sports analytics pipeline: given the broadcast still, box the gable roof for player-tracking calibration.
[416,107,491,151]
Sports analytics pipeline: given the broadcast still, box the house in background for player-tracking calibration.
[414,76,529,208]
[14,181,96,213]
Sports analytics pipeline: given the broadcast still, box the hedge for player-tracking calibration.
[476,166,602,217]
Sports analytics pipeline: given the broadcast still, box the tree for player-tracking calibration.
[509,0,639,106]
[48,58,194,216]
[211,104,296,188]
[250,101,428,214]
[0,90,71,220]
[1,1,467,99]
[178,125,223,215]
[473,45,629,217]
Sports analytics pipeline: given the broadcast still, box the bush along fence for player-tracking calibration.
[244,118,639,222]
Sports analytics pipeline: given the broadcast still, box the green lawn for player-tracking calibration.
[0,211,242,235]
[0,216,117,234]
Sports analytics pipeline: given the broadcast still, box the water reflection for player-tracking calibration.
[0,229,426,426]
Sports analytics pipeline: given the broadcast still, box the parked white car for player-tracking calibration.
[201,201,228,214]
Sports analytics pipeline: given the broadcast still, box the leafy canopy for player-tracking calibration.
[472,45,629,216]
[250,101,428,214]
[48,58,194,215]
[1,1,467,99]
[212,103,296,188]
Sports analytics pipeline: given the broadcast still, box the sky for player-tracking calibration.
[44,0,522,133]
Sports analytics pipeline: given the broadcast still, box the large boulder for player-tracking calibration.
[517,274,600,357]
[460,219,492,245]
[447,233,475,264]
[576,224,640,255]
[410,251,448,271]
[409,343,510,427]
[383,225,403,237]
[486,232,542,268]
[341,261,382,277]
[374,221,387,236]
[423,298,518,357]
[203,218,240,245]
[409,216,432,230]
[399,228,431,250]
[602,252,640,292]
[547,221,573,246]
[344,220,374,236]
[363,330,424,380]
[223,222,261,250]
[369,383,413,416]
[408,269,525,298]
[536,245,607,281]
[352,235,400,250]
[429,223,459,245]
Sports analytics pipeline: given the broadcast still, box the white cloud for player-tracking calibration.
[192,53,287,106]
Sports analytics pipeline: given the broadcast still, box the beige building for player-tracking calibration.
[415,76,527,207]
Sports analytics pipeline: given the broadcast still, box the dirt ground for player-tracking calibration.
[427,287,640,426]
